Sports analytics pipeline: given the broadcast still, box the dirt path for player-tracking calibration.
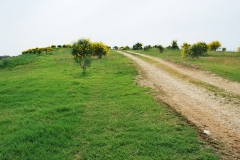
[118,51,240,158]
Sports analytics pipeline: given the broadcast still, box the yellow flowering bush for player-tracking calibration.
[208,40,221,51]
[92,42,110,59]
[181,42,191,58]
[189,42,208,58]
[71,38,93,72]
[22,47,54,55]
[120,46,130,50]
[181,42,208,58]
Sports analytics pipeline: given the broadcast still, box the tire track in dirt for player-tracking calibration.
[118,50,240,158]
[127,51,240,95]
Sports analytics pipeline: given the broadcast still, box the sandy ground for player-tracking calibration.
[118,50,240,158]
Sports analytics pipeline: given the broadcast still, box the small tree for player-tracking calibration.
[222,48,226,52]
[92,42,110,59]
[208,40,221,51]
[72,38,93,72]
[133,42,143,50]
[171,40,179,50]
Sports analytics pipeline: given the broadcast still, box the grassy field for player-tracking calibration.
[133,48,240,82]
[0,49,219,159]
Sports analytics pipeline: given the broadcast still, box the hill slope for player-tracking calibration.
[0,49,219,159]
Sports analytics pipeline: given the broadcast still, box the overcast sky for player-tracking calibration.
[1,0,240,56]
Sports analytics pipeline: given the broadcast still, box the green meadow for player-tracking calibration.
[134,49,240,82]
[0,49,219,159]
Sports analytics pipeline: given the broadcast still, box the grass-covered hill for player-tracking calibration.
[0,48,219,159]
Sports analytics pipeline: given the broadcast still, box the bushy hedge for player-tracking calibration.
[133,42,143,50]
[92,42,110,59]
[113,46,119,50]
[120,46,130,50]
[62,44,72,48]
[208,40,221,51]
[51,45,56,48]
[22,47,54,55]
[181,42,208,58]
[154,45,164,53]
[143,45,152,51]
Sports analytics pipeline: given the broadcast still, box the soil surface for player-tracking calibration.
[118,50,240,159]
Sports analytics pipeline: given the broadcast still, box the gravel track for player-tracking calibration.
[118,50,240,157]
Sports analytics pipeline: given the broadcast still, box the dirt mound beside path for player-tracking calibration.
[118,51,240,159]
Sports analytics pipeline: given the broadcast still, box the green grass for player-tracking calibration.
[133,49,240,82]
[0,49,219,159]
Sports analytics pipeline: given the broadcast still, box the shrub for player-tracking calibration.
[133,42,143,50]
[113,46,119,50]
[71,38,93,72]
[181,42,191,58]
[222,48,226,52]
[155,45,164,53]
[22,46,54,55]
[208,40,221,51]
[63,44,71,48]
[189,42,208,58]
[171,40,179,50]
[143,45,152,51]
[0,55,10,60]
[57,45,62,48]
[92,42,110,59]
[51,45,56,48]
[1,58,10,68]
[120,46,130,50]
[237,47,240,53]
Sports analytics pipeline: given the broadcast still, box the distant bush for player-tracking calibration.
[133,42,143,50]
[120,46,130,50]
[237,47,240,53]
[92,42,110,59]
[57,45,62,48]
[181,42,191,58]
[222,48,226,52]
[0,55,10,60]
[51,45,56,48]
[171,40,179,50]
[189,42,208,58]
[154,45,164,53]
[208,40,221,51]
[22,47,54,55]
[113,46,119,50]
[0,58,10,68]
[143,45,152,51]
